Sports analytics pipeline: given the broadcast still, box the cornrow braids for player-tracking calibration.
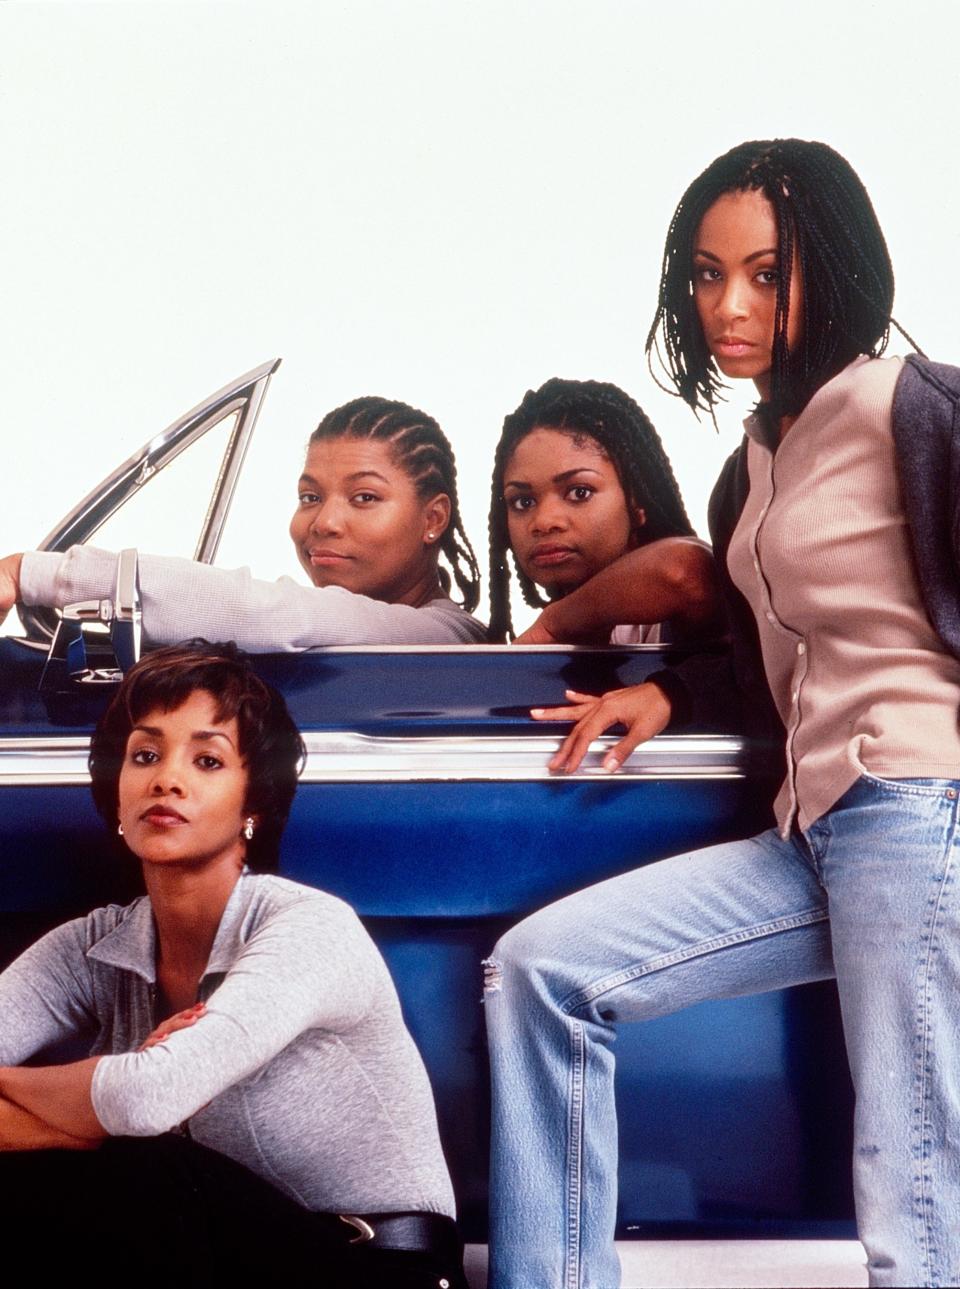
[647,138,922,427]
[311,396,481,612]
[488,378,694,641]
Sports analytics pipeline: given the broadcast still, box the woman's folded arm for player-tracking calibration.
[0,919,99,1068]
[0,1093,102,1151]
[0,898,378,1138]
[90,897,380,1136]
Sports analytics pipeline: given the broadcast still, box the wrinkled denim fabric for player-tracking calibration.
[485,776,960,1289]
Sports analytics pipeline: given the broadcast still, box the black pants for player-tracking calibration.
[0,1136,468,1288]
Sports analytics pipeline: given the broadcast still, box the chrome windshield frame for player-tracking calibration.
[17,359,280,643]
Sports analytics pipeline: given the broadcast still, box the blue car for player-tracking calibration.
[0,362,855,1239]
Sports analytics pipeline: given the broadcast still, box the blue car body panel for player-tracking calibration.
[0,636,854,1238]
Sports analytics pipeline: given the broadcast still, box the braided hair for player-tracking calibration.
[647,138,922,426]
[488,377,693,641]
[311,396,481,612]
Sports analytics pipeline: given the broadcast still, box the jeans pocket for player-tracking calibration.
[856,768,960,797]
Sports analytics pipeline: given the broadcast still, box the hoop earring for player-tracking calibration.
[117,823,124,837]
[243,818,255,841]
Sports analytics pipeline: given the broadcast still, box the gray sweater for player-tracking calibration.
[19,546,487,648]
[0,873,456,1216]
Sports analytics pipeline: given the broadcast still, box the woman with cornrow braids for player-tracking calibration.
[486,139,960,1289]
[487,377,720,644]
[0,396,487,646]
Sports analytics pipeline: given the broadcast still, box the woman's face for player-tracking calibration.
[693,187,804,400]
[118,690,249,873]
[503,427,642,597]
[289,437,450,605]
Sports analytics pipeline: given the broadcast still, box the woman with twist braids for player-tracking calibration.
[488,377,719,645]
[485,138,960,1288]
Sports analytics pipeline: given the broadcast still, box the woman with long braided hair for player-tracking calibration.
[487,377,718,644]
[0,395,486,646]
[485,139,960,1288]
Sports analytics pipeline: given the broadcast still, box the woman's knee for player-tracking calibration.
[483,901,593,1015]
[483,917,542,1000]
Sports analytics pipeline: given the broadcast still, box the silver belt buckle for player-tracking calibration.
[339,1214,375,1244]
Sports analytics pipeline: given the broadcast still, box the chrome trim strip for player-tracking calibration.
[0,732,750,786]
[0,737,93,785]
[5,639,704,656]
[245,643,675,654]
[298,732,750,781]
[110,548,142,672]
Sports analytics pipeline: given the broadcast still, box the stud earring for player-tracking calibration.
[117,823,124,837]
[243,818,255,841]
[426,532,435,541]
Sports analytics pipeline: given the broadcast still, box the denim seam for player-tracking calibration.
[913,798,959,1285]
[559,906,829,1014]
[856,770,960,798]
[804,810,833,879]
[565,1020,585,1289]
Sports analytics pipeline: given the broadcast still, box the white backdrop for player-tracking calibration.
[3,0,959,631]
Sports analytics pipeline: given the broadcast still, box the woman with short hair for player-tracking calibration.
[0,642,467,1289]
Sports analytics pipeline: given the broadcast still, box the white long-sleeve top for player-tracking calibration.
[0,873,456,1215]
[20,546,487,649]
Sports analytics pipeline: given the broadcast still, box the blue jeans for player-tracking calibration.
[484,775,960,1289]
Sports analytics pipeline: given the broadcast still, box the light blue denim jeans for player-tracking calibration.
[484,775,960,1289]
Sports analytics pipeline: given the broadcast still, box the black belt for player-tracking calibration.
[335,1210,462,1260]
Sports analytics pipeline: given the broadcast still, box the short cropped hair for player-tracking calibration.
[88,642,305,873]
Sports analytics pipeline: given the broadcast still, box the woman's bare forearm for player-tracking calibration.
[526,539,721,643]
[0,1058,105,1141]
[0,1094,101,1151]
[0,553,23,629]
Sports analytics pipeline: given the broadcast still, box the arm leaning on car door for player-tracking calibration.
[6,546,487,647]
